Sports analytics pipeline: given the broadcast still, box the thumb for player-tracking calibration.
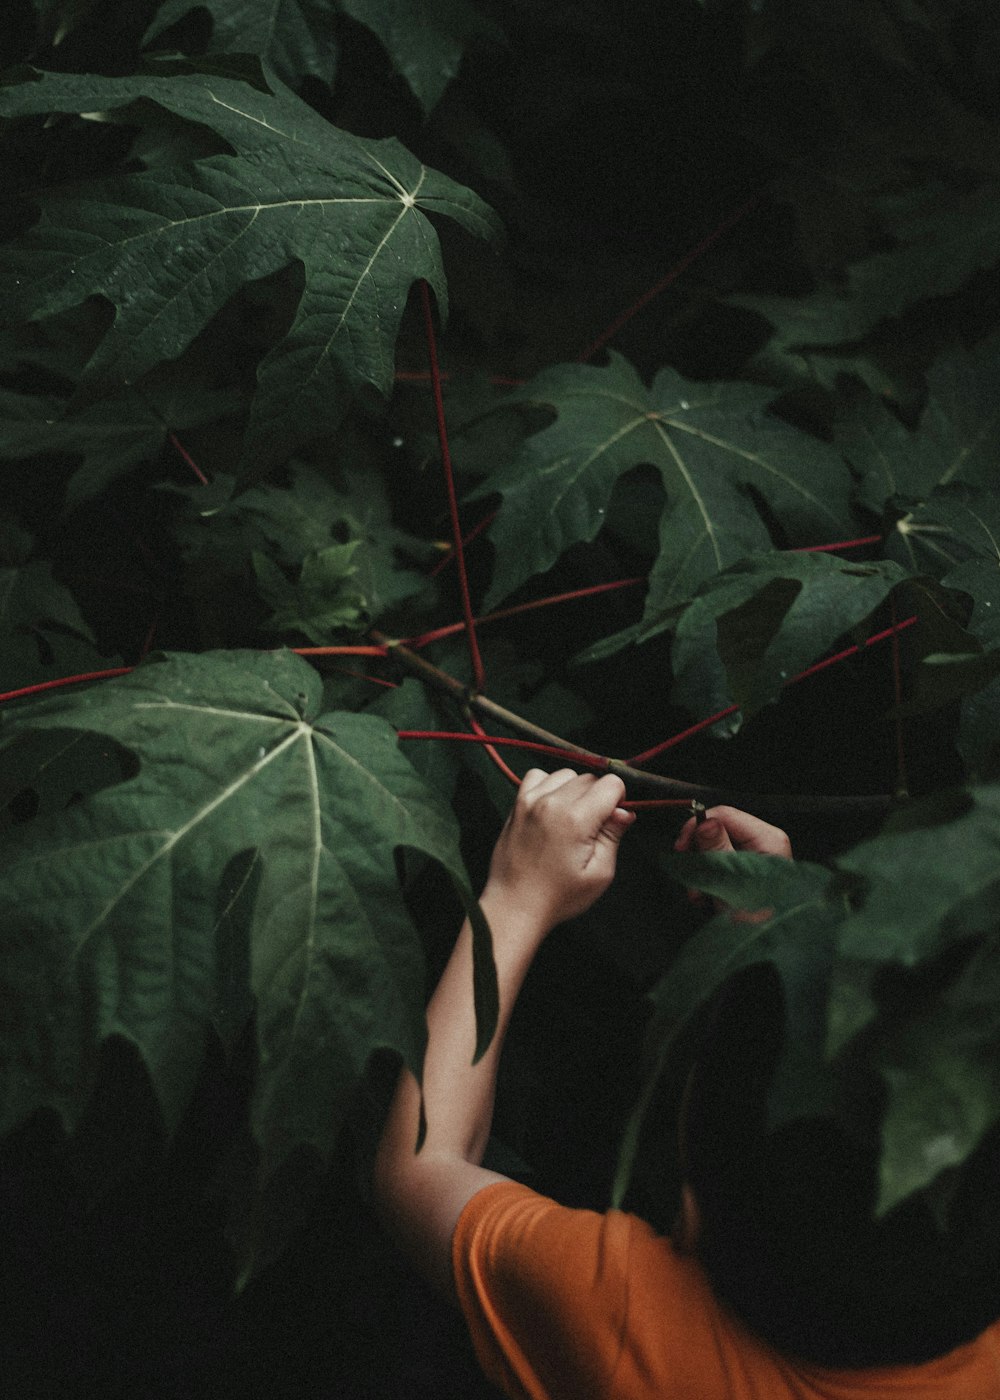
[691,817,734,854]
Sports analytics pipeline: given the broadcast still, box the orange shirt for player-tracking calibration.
[453,1181,1000,1400]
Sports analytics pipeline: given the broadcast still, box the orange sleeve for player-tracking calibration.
[451,1181,631,1400]
[451,1180,740,1400]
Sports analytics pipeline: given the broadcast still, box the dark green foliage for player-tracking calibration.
[3,0,1000,1389]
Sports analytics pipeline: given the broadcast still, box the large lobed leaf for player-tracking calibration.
[0,650,496,1194]
[616,784,1000,1217]
[338,0,503,115]
[887,478,1000,776]
[839,340,1000,516]
[0,68,501,475]
[664,552,910,721]
[0,379,238,508]
[145,0,499,115]
[475,354,855,620]
[0,540,121,693]
[734,186,1000,388]
[145,0,342,93]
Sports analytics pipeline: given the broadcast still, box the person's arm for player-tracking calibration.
[373,768,635,1300]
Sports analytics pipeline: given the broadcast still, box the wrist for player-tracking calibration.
[478,881,555,950]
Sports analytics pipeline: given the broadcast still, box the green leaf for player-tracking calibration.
[0,378,236,508]
[145,0,341,92]
[253,541,367,641]
[476,353,855,616]
[888,484,1000,773]
[843,344,1000,517]
[613,853,840,1206]
[890,483,1000,581]
[666,552,909,719]
[172,462,434,636]
[0,69,501,475]
[617,787,1000,1215]
[875,969,1000,1214]
[0,556,119,694]
[0,558,94,642]
[0,650,496,1199]
[837,786,1000,960]
[734,187,1000,384]
[829,785,1000,1054]
[339,0,503,116]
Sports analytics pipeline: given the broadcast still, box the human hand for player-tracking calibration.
[673,805,791,921]
[673,805,792,860]
[483,768,636,932]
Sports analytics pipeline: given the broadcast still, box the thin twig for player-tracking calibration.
[575,196,758,363]
[373,631,893,815]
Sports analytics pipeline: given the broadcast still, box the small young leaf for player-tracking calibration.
[253,541,366,641]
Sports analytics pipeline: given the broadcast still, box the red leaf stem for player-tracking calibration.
[621,798,695,809]
[291,645,390,657]
[575,196,759,364]
[168,432,209,486]
[467,709,523,786]
[404,576,645,650]
[429,510,498,578]
[628,614,919,766]
[398,726,691,809]
[789,615,917,686]
[418,280,486,691]
[791,535,882,553]
[0,646,391,707]
[0,668,135,704]
[628,704,742,764]
[330,668,399,689]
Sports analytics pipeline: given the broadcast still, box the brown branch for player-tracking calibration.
[369,632,894,817]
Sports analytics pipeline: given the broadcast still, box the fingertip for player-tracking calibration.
[692,817,733,852]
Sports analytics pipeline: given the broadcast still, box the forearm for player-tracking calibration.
[425,889,549,1158]
[376,887,545,1166]
[372,886,548,1292]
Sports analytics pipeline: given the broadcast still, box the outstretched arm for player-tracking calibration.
[373,769,635,1300]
